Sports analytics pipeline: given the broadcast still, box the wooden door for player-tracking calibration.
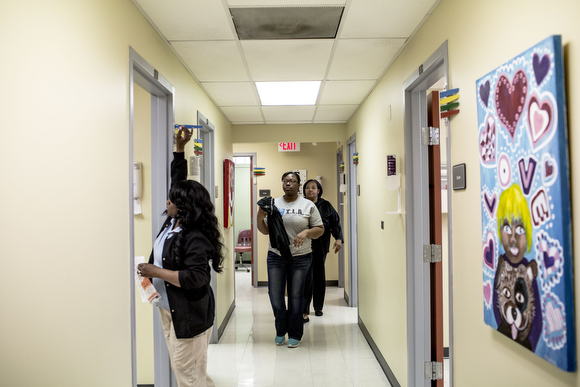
[427,90,444,386]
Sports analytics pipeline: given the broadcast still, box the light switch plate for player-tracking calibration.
[452,163,466,190]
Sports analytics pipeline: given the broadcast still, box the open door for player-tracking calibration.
[403,41,452,387]
[427,91,444,387]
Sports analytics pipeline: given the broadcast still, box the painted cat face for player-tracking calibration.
[496,257,538,344]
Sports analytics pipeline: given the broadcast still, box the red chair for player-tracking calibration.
[234,229,252,272]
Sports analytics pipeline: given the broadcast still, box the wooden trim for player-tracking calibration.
[428,90,444,387]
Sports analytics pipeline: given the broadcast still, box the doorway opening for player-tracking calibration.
[336,146,346,288]
[233,153,258,288]
[129,47,175,387]
[403,41,454,387]
[193,112,219,345]
[346,134,359,307]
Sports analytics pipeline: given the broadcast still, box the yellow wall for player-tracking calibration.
[348,0,580,385]
[3,0,580,386]
[0,1,234,385]
[133,83,154,383]
[232,123,346,143]
[233,142,344,283]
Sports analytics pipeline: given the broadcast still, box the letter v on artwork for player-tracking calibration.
[518,157,537,195]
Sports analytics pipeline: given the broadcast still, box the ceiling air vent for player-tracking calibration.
[230,7,344,40]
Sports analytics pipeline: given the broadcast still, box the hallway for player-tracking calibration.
[206,271,393,387]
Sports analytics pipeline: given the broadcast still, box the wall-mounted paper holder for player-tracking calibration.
[386,173,401,214]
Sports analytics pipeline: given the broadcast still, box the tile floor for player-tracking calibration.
[206,271,394,387]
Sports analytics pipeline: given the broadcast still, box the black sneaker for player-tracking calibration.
[315,310,323,316]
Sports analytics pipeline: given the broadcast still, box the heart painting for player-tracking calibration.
[495,70,528,142]
[483,231,495,271]
[533,53,550,85]
[479,116,496,164]
[480,80,490,107]
[541,153,558,186]
[477,36,574,371]
[527,93,554,148]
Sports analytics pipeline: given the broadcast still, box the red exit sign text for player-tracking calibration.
[278,142,300,152]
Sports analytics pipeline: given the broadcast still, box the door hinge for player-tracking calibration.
[422,126,440,145]
[423,244,442,263]
[424,361,443,380]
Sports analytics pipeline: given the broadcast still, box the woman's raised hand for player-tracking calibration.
[175,126,192,152]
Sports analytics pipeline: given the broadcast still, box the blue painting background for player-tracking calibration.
[476,35,575,371]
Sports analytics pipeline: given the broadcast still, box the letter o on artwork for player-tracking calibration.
[497,153,512,188]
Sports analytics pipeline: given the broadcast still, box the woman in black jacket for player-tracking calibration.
[302,179,343,321]
[138,127,224,387]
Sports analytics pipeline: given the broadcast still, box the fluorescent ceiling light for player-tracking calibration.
[256,81,321,106]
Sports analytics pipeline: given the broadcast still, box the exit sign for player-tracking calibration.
[278,142,300,152]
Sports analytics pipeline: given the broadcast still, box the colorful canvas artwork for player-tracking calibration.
[476,35,575,371]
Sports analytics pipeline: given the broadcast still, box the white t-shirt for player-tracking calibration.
[266,195,323,257]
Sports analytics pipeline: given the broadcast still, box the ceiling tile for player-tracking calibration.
[242,40,334,81]
[319,80,376,105]
[262,106,316,122]
[230,7,344,40]
[221,106,264,123]
[328,38,405,80]
[201,82,259,106]
[134,0,441,125]
[228,0,346,5]
[136,0,235,40]
[172,41,249,82]
[314,105,358,122]
[340,0,440,38]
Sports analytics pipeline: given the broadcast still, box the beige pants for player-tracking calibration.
[159,307,214,387]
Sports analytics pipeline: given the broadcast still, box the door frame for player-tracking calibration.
[129,47,175,387]
[196,111,219,344]
[336,146,345,288]
[403,41,454,387]
[233,152,258,288]
[346,134,358,307]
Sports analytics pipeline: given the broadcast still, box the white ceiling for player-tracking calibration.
[133,0,441,125]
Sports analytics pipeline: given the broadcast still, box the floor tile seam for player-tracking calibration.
[229,308,254,378]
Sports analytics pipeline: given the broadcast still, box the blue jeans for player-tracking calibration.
[267,250,312,340]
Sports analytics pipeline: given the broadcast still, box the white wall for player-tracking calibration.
[234,163,252,239]
[233,142,343,284]
[348,0,580,385]
[133,83,154,384]
[3,1,580,386]
[0,1,234,385]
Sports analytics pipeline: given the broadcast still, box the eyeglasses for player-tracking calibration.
[282,179,298,184]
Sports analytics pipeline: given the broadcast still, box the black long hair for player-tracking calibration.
[168,180,224,273]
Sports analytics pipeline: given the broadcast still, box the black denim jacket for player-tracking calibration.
[148,152,215,339]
